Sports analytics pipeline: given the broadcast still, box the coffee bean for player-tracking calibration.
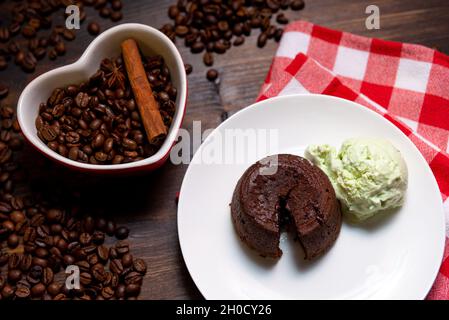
[100,7,111,18]
[184,63,193,75]
[111,0,122,10]
[87,253,99,265]
[267,25,277,39]
[0,84,9,99]
[110,11,123,22]
[22,25,36,38]
[83,245,97,255]
[116,284,126,298]
[8,253,21,269]
[110,259,124,275]
[68,146,79,160]
[175,25,189,37]
[20,254,32,271]
[162,0,299,72]
[53,293,67,300]
[88,22,100,36]
[48,48,58,60]
[233,36,245,46]
[63,29,76,41]
[39,125,58,142]
[36,225,49,238]
[122,138,137,151]
[257,32,268,48]
[102,286,115,299]
[7,233,19,248]
[0,14,148,301]
[0,27,10,42]
[35,248,49,259]
[79,232,92,246]
[124,271,143,285]
[15,286,30,299]
[47,282,62,297]
[92,264,107,282]
[291,0,305,10]
[94,218,107,231]
[8,269,22,283]
[203,52,214,66]
[47,208,64,223]
[24,227,36,243]
[133,258,147,274]
[122,253,133,268]
[55,41,66,55]
[115,241,130,256]
[38,53,175,164]
[214,41,227,54]
[94,151,108,162]
[31,283,46,298]
[41,267,53,285]
[2,284,15,299]
[125,283,141,297]
[206,69,219,82]
[63,254,75,266]
[0,253,8,267]
[98,245,109,261]
[191,41,205,53]
[94,0,107,9]
[9,205,23,218]
[32,257,48,268]
[115,226,129,240]
[168,5,179,19]
[87,230,102,244]
[80,272,92,286]
[106,220,116,236]
[0,57,7,71]
[75,92,90,108]
[76,260,90,273]
[276,13,289,24]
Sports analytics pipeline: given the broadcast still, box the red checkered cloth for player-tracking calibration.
[257,21,449,299]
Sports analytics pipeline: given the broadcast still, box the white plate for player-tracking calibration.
[178,94,445,300]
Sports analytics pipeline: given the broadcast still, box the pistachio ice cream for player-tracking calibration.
[305,138,408,221]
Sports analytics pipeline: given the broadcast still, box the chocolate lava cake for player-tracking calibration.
[231,154,342,260]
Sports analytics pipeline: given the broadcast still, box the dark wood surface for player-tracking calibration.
[1,0,448,300]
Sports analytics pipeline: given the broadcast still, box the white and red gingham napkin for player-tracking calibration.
[257,21,449,299]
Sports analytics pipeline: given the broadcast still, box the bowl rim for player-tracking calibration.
[17,23,187,171]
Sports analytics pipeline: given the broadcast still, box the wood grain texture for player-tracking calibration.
[1,0,448,299]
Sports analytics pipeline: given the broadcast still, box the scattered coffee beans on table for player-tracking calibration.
[0,0,124,75]
[0,105,147,300]
[35,54,177,165]
[159,0,305,81]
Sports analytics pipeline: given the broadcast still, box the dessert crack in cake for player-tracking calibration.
[231,154,342,260]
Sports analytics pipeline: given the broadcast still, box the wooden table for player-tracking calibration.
[1,0,448,299]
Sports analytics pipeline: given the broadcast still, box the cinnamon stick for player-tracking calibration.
[121,39,167,145]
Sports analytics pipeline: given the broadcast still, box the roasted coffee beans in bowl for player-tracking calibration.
[17,23,187,173]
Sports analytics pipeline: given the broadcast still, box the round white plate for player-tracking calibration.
[178,94,445,300]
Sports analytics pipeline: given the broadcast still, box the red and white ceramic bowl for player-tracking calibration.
[17,23,187,174]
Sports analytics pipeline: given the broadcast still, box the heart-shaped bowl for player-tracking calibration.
[17,23,187,174]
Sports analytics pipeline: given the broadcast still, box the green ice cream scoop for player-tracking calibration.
[305,138,408,221]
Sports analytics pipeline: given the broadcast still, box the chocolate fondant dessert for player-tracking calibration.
[231,154,342,260]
